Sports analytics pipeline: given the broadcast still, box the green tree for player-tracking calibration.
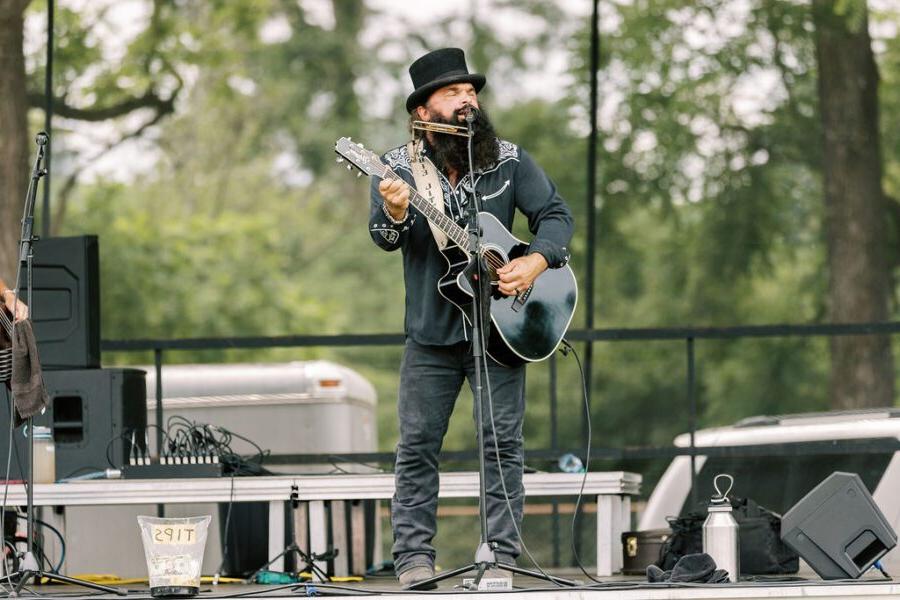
[813,0,893,408]
[567,0,896,427]
[0,0,185,281]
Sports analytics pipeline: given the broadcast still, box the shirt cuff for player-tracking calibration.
[527,239,570,269]
[382,203,410,226]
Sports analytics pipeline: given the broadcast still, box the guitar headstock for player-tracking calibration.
[334,137,383,178]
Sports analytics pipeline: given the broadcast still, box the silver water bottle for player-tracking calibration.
[702,473,739,582]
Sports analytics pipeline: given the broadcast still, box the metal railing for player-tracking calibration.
[102,321,900,465]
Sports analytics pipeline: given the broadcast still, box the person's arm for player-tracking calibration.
[0,278,28,321]
[513,148,574,267]
[368,166,417,251]
[496,149,574,296]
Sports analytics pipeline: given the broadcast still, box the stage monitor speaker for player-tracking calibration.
[780,471,897,579]
[1,368,146,480]
[18,235,101,370]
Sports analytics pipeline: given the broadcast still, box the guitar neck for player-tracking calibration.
[377,164,468,248]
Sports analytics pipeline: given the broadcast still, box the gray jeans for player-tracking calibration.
[391,339,526,574]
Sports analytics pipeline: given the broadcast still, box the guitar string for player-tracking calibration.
[0,309,12,337]
[0,304,12,379]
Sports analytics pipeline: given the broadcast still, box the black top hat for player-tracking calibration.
[406,48,486,113]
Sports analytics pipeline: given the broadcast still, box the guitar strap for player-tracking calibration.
[406,140,449,250]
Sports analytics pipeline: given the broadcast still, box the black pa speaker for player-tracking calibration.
[18,235,101,369]
[1,368,146,480]
[780,471,897,579]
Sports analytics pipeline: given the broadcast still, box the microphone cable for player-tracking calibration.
[559,338,605,584]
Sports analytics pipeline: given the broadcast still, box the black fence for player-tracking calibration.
[102,321,900,470]
[102,321,900,463]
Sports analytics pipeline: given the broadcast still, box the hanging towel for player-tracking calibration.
[11,319,49,426]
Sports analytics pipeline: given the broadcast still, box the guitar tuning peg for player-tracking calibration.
[336,157,344,163]
[356,172,362,178]
[346,164,352,170]
[356,143,363,148]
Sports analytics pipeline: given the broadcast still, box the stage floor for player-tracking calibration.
[19,570,900,600]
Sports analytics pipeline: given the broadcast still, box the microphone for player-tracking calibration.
[464,107,477,140]
[35,131,49,146]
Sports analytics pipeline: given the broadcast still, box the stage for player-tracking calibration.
[6,472,898,599]
[19,570,900,599]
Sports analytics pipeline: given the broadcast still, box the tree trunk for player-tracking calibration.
[0,0,30,282]
[813,0,894,409]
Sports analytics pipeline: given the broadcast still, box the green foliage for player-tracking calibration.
[833,0,869,32]
[880,3,900,204]
[27,0,184,105]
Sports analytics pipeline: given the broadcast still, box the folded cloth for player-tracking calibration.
[706,568,730,583]
[670,552,716,582]
[11,319,49,426]
[646,564,667,583]
[647,553,731,584]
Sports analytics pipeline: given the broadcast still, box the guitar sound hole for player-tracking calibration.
[482,248,507,282]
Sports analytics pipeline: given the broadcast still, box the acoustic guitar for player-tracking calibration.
[335,136,577,367]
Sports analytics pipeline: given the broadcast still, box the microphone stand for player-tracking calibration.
[409,113,576,590]
[8,133,124,596]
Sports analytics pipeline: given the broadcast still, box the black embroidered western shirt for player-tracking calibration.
[368,139,573,348]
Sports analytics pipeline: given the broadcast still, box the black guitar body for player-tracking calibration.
[436,212,577,367]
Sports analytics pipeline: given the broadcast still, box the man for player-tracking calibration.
[368,47,573,589]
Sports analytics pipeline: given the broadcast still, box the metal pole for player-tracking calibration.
[155,348,164,517]
[687,337,698,509]
[574,0,600,564]
[42,0,53,238]
[584,0,600,456]
[549,354,560,567]
[550,354,559,452]
[154,348,164,454]
[25,416,33,552]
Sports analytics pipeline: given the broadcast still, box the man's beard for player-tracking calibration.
[420,107,500,174]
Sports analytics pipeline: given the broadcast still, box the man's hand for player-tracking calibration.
[378,178,410,221]
[496,253,548,296]
[2,290,28,321]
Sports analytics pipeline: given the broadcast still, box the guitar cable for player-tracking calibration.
[559,338,606,584]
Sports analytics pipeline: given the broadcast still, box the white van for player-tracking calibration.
[639,409,900,573]
[144,360,379,466]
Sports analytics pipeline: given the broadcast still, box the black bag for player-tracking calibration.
[656,497,799,575]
